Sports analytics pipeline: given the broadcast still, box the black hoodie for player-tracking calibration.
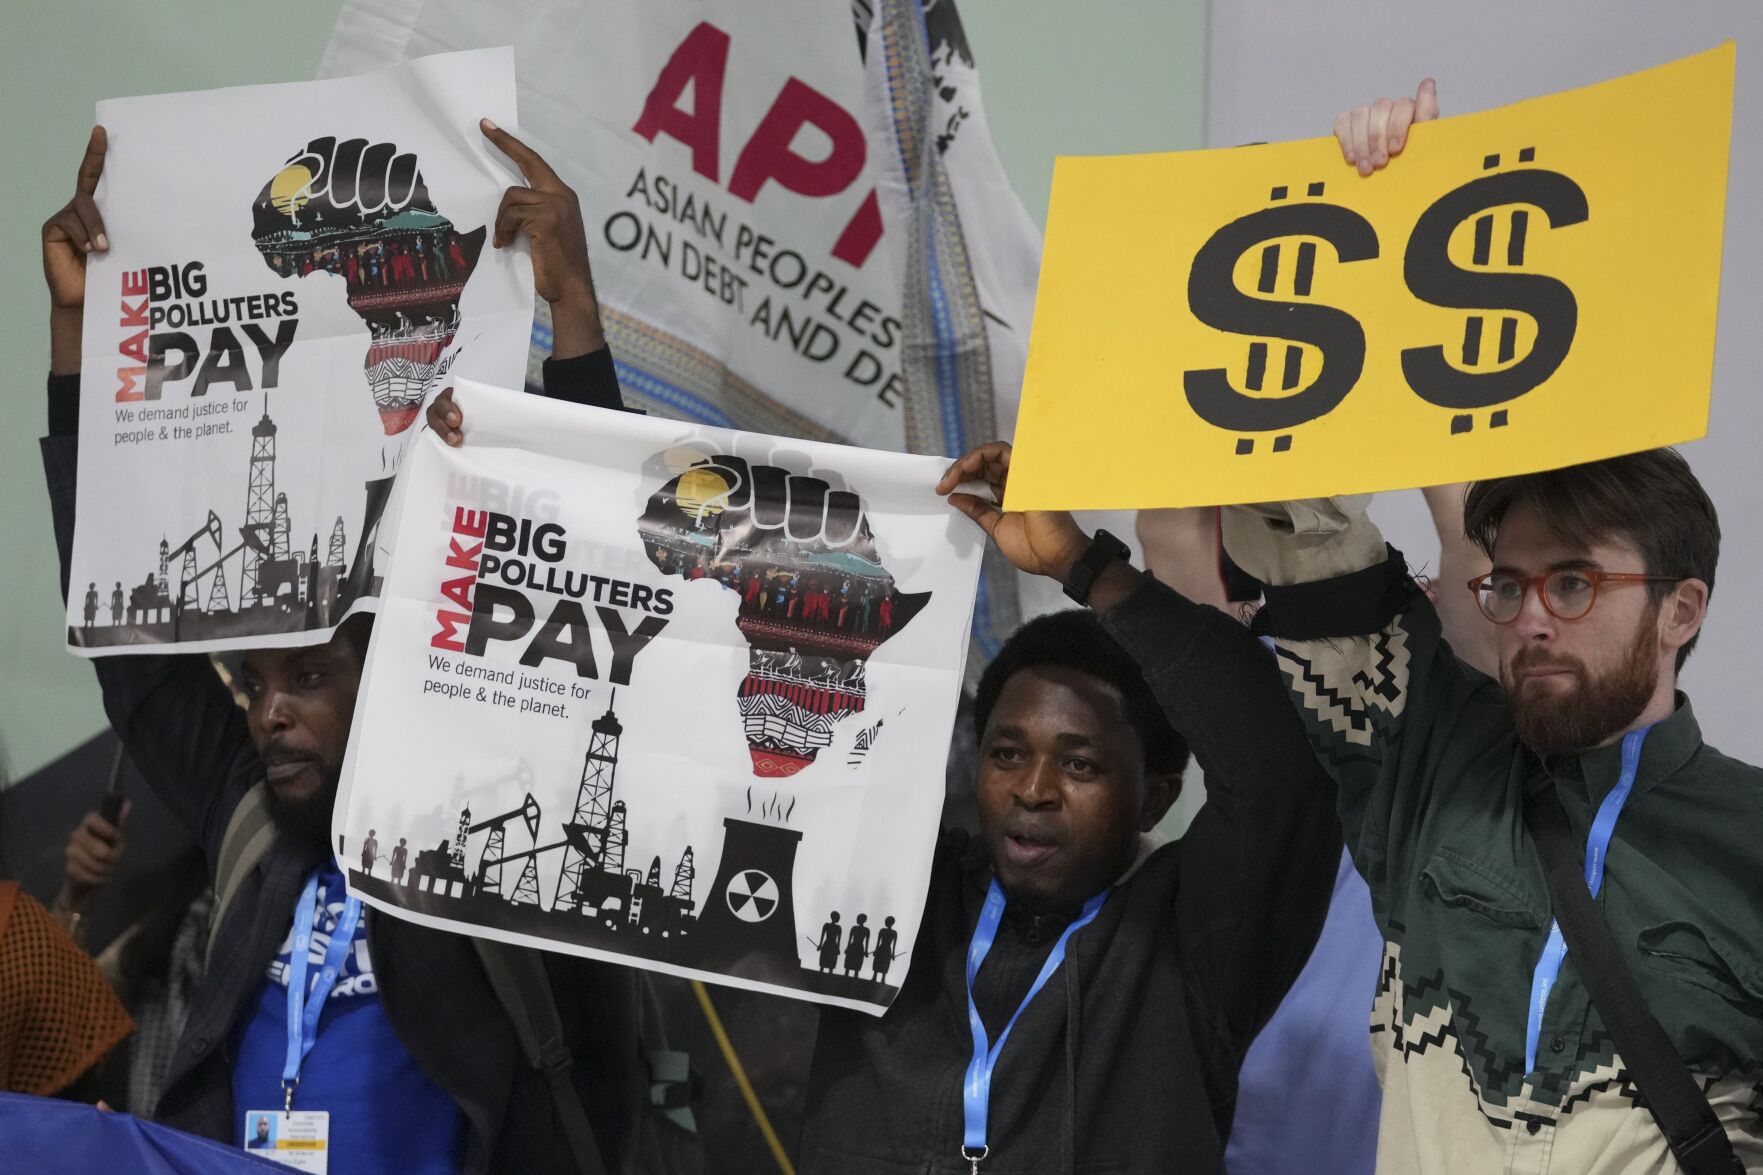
[797,577,1342,1174]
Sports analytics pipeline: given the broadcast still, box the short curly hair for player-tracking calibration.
[973,609,1190,776]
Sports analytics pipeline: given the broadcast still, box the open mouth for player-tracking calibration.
[1001,832,1059,868]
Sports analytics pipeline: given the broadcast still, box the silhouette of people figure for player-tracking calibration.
[110,581,124,625]
[83,582,98,628]
[871,916,899,983]
[361,828,379,876]
[844,913,870,978]
[390,837,409,885]
[816,911,843,973]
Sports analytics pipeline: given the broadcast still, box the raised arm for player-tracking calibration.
[1215,85,1515,923]
[40,128,259,865]
[429,121,632,438]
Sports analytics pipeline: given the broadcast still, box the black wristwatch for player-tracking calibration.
[1062,529,1132,607]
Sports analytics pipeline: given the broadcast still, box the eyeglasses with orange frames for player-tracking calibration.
[1466,569,1684,624]
[1459,564,1678,621]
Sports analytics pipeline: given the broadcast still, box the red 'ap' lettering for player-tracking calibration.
[631,20,883,270]
[631,21,731,183]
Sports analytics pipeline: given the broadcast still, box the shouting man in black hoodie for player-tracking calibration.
[435,351,1344,1170]
[791,443,1342,1173]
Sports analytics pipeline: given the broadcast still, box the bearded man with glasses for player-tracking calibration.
[1214,80,1763,1173]
[1223,439,1763,1173]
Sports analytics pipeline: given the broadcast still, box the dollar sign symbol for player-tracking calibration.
[1183,183,1379,454]
[1401,150,1589,432]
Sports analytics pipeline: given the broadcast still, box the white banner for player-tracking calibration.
[326,0,911,449]
[68,49,534,655]
[335,379,982,1013]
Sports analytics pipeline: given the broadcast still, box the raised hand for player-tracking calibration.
[62,801,130,891]
[42,125,109,373]
[937,442,1090,581]
[1334,78,1439,176]
[480,118,604,357]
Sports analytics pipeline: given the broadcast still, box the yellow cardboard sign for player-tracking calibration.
[1007,45,1734,511]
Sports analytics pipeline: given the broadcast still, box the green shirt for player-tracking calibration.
[1226,502,1763,1174]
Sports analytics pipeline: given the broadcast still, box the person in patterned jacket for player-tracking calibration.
[1226,79,1763,1174]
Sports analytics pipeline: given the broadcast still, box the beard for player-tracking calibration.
[262,753,343,853]
[1503,618,1659,757]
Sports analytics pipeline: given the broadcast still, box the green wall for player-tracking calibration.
[0,0,1207,784]
[962,0,1209,226]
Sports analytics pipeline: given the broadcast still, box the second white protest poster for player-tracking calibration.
[336,381,982,1013]
[70,49,534,656]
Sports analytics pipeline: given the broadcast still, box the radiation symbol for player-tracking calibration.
[725,870,779,922]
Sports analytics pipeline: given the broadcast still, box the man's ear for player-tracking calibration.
[1659,577,1710,662]
[1138,771,1183,833]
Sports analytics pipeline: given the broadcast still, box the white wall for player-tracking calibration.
[1207,1,1763,762]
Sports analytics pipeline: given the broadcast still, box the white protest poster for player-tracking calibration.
[335,379,982,1013]
[68,49,533,655]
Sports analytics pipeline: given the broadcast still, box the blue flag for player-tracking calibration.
[0,1094,287,1174]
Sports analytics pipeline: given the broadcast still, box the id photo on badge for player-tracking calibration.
[242,1108,330,1172]
[246,1112,278,1150]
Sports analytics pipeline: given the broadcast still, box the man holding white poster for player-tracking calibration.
[41,100,698,1173]
[425,375,1344,1171]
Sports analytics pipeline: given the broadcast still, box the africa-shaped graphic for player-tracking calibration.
[639,454,931,778]
[250,137,486,434]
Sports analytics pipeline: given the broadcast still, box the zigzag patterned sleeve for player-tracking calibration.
[1224,503,1506,922]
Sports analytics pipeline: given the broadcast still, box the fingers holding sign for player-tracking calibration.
[1335,78,1439,175]
[938,442,1090,582]
[427,387,464,447]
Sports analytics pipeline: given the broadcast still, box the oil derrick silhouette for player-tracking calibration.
[242,403,277,607]
[271,494,291,564]
[511,850,543,907]
[554,699,630,914]
[450,807,470,872]
[205,556,230,613]
[690,812,803,983]
[466,792,541,897]
[327,517,347,569]
[671,848,695,903]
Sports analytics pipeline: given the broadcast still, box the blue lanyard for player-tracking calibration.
[960,880,1108,1168]
[1523,724,1651,1073]
[282,872,363,1111]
